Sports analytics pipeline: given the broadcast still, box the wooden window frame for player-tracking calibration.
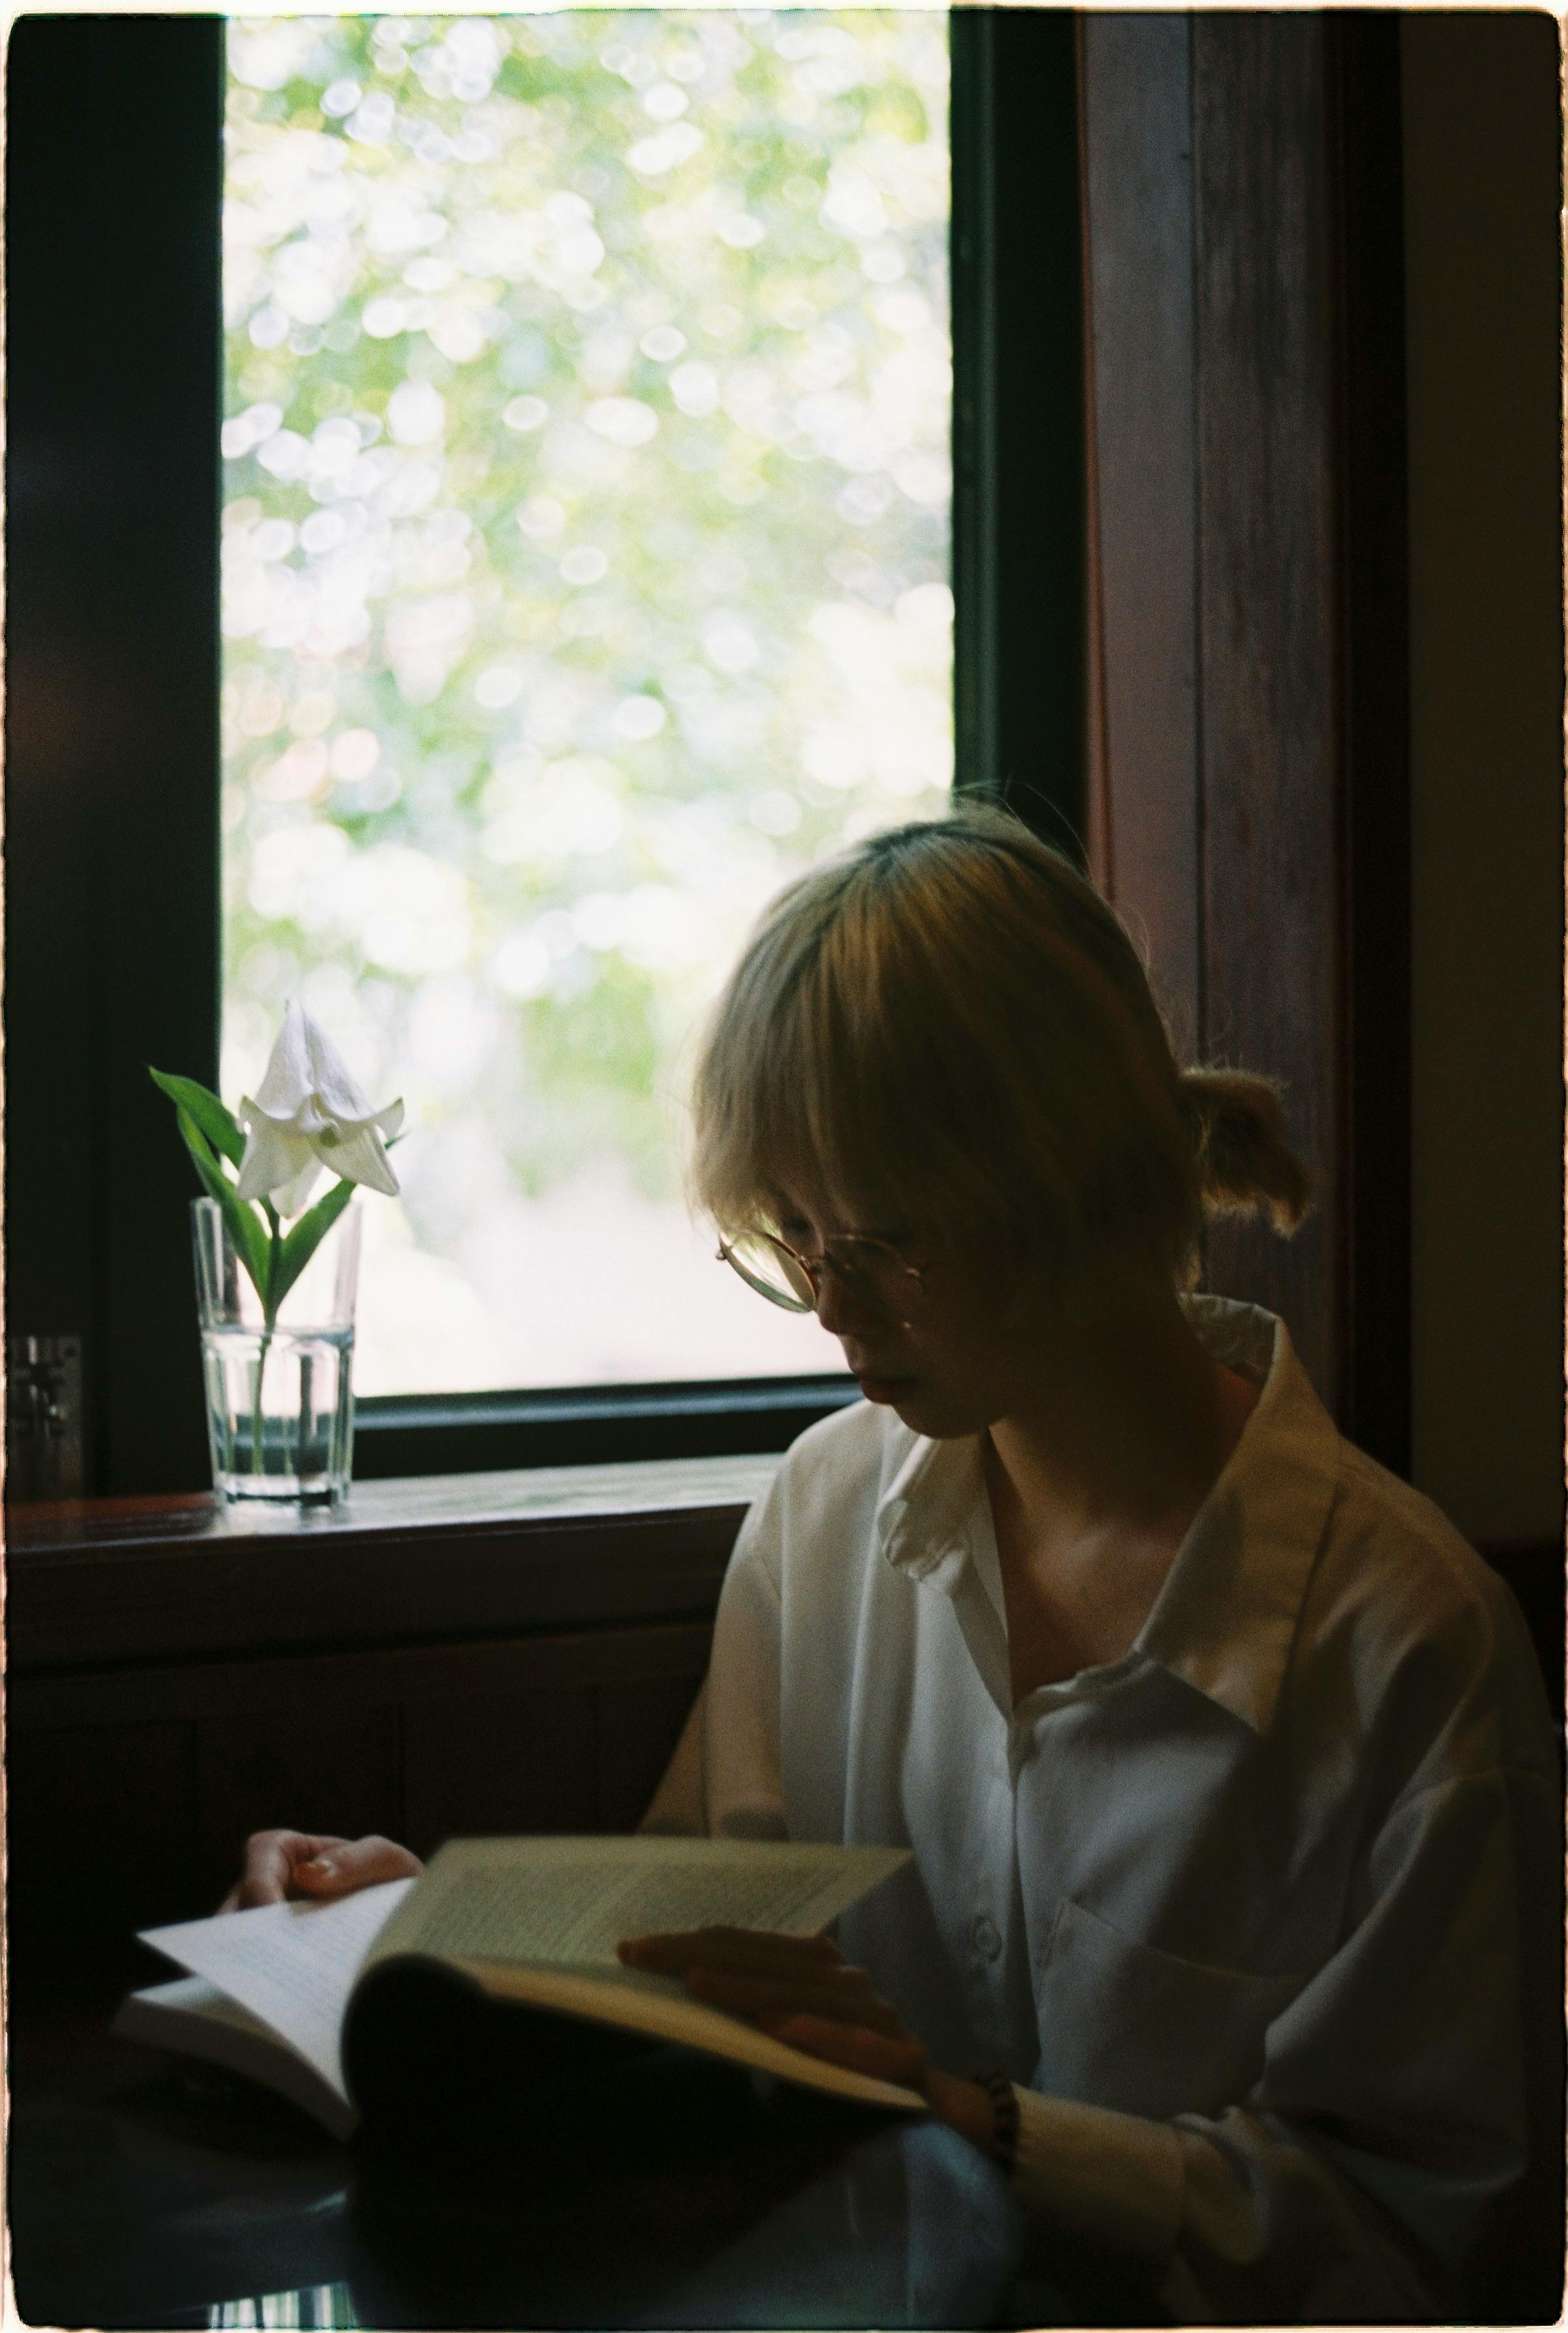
[1079,12,1413,1470]
[4,9,1086,1498]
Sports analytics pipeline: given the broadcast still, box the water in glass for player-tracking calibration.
[191,1197,361,1502]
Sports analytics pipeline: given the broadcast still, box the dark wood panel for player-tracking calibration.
[1083,18,1417,1444]
[8,1621,718,1733]
[1191,13,1340,1404]
[8,1722,194,1953]
[9,1621,719,1950]
[597,1670,706,1834]
[404,1685,599,1857]
[1081,11,1201,1059]
[194,1703,402,1913]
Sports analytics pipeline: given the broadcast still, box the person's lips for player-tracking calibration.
[855,1371,917,1402]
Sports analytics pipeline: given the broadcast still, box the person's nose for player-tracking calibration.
[811,1260,877,1339]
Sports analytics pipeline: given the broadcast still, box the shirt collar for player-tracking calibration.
[1136,1297,1341,1733]
[872,1295,1342,1735]
[875,1427,988,1596]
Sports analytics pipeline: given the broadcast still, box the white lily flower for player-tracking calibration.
[235,1001,404,1215]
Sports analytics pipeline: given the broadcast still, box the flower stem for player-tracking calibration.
[253,1206,283,1477]
[251,1324,273,1475]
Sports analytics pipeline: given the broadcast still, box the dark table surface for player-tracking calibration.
[9,1953,1044,2332]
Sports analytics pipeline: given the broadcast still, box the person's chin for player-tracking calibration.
[856,1377,973,1437]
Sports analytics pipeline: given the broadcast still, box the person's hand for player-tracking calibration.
[618,1926,1001,2154]
[219,1830,423,1912]
[619,1923,930,2087]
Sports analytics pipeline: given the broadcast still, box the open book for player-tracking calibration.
[115,1835,922,2141]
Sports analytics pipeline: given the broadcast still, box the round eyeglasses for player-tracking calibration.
[717,1228,928,1321]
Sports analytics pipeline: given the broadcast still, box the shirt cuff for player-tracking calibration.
[1011,2086,1188,2261]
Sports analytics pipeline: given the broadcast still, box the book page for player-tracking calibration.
[366,1838,909,1975]
[140,1878,414,2091]
[114,1977,362,2138]
[138,1973,283,2043]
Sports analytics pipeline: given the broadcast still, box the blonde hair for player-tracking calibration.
[689,804,1310,1307]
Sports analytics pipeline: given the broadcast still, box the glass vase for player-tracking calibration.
[192,1196,360,1503]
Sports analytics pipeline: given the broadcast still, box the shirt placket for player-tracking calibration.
[944,1530,1036,2073]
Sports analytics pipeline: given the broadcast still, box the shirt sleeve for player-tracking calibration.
[1009,1759,1559,2323]
[638,1482,788,1840]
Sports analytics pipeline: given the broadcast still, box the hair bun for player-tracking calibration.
[1177,1068,1313,1235]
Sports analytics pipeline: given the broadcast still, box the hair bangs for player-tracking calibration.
[689,805,1308,1313]
[690,856,966,1242]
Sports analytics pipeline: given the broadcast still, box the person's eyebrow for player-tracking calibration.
[768,1191,908,1244]
[767,1188,817,1230]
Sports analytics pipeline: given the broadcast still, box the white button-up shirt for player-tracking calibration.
[645,1298,1560,2321]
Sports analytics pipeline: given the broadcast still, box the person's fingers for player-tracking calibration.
[619,1927,841,1976]
[290,1835,423,1899]
[220,1831,420,1913]
[758,2010,928,2089]
[223,1831,347,1911]
[684,1965,905,2035]
[691,1926,842,1964]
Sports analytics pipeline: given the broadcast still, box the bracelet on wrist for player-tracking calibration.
[971,2068,1020,2177]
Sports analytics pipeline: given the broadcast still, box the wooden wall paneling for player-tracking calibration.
[403,1682,600,1857]
[595,1670,706,1834]
[398,1626,716,1850]
[1079,12,1202,1061]
[1083,18,1414,1433]
[7,1721,194,1957]
[194,1702,403,1914]
[9,1621,718,1947]
[7,1620,720,1733]
[1190,14,1340,1405]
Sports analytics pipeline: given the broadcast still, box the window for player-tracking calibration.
[5,10,1083,1493]
[220,12,953,1401]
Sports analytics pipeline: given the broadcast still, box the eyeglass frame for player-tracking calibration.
[716,1227,929,1319]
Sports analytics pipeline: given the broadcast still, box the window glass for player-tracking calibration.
[222,10,952,1395]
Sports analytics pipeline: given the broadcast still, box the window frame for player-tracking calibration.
[4,9,1085,1497]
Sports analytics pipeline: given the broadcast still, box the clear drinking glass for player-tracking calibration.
[191,1197,360,1503]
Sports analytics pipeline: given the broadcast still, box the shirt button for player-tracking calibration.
[972,1913,1002,1961]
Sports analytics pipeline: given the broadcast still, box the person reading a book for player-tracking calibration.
[225,807,1559,2323]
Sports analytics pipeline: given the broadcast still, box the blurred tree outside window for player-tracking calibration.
[222,10,952,1395]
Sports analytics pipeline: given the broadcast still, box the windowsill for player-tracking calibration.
[7,1451,781,1676]
[16,1465,1556,1723]
[9,1450,781,1545]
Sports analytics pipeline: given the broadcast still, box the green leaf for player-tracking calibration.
[175,1106,273,1308]
[268,1176,358,1320]
[150,1068,247,1169]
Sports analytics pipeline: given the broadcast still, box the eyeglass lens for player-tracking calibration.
[725,1231,920,1316]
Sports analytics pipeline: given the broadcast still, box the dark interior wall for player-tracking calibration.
[5,18,222,1497]
[1401,14,1564,1545]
